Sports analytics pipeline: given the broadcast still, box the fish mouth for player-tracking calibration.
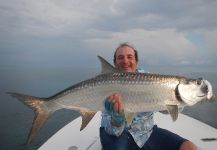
[183,98,195,104]
[203,80,213,99]
[180,94,205,106]
[197,94,206,98]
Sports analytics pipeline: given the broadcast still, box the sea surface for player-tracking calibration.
[0,66,216,150]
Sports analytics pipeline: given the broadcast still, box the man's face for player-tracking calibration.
[114,46,138,73]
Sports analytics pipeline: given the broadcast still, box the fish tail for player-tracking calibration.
[7,92,53,144]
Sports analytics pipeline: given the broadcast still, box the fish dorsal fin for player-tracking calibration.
[80,110,96,131]
[166,105,178,121]
[125,111,136,126]
[97,55,119,74]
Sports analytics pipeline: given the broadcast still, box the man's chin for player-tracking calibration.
[122,69,132,72]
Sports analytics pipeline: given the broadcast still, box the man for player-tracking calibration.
[100,43,197,150]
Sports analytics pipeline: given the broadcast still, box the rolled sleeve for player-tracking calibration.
[101,111,126,136]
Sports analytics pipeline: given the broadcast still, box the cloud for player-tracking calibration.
[0,0,100,36]
[87,0,217,32]
[0,0,139,36]
[84,28,198,65]
[203,30,217,62]
[0,0,217,67]
[2,0,217,36]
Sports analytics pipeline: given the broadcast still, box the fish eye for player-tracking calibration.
[196,78,202,85]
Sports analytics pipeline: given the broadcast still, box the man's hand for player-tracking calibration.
[104,93,125,126]
[105,93,124,113]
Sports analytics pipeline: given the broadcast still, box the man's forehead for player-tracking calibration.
[116,46,135,56]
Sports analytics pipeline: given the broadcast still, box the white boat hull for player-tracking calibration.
[39,112,217,150]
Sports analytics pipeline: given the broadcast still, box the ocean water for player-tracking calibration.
[0,66,216,150]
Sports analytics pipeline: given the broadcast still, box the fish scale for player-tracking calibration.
[51,72,184,113]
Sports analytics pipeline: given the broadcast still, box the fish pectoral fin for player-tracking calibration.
[160,107,184,114]
[80,110,96,131]
[166,105,178,121]
[125,111,136,126]
[159,110,169,114]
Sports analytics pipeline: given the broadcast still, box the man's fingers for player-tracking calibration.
[114,94,124,113]
[105,93,124,113]
[118,100,124,113]
[114,101,119,113]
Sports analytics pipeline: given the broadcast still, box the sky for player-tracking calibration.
[1,1,217,148]
[0,0,217,70]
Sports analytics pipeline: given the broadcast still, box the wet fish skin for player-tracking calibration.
[7,56,214,144]
[48,72,182,112]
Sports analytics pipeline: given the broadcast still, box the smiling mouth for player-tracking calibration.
[122,66,129,69]
[122,67,130,71]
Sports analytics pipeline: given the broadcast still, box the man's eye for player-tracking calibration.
[117,56,124,60]
[128,56,133,60]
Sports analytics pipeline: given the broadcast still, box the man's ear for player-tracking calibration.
[114,63,118,68]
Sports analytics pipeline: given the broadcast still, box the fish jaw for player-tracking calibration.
[203,80,213,100]
[178,79,213,106]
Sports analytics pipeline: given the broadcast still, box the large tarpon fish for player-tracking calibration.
[8,56,214,144]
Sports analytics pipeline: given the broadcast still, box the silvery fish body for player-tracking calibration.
[52,72,184,112]
[8,56,214,144]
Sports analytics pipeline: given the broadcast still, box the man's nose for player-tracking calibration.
[122,57,128,63]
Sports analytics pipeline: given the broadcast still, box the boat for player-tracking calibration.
[39,112,217,150]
